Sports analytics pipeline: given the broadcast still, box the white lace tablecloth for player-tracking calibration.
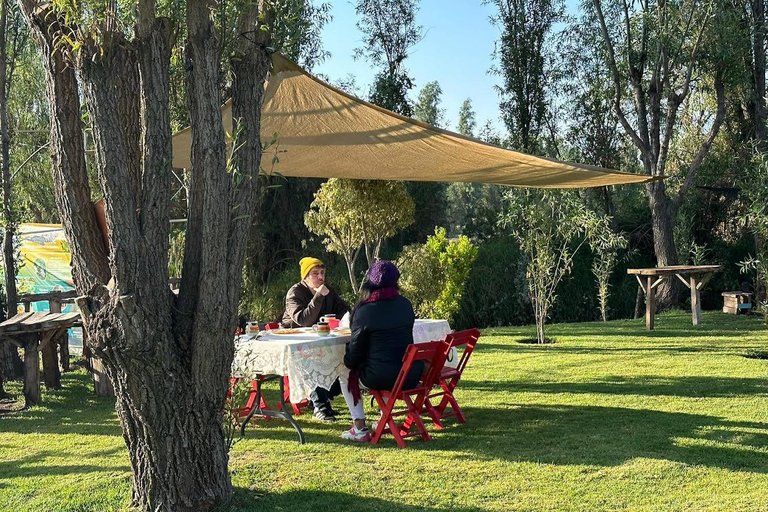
[232,319,452,403]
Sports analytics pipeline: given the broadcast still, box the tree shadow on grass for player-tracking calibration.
[436,404,768,474]
[461,374,768,398]
[223,488,487,512]
[471,342,761,355]
[0,446,129,490]
[0,371,120,437]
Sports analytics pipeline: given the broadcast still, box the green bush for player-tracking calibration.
[453,239,532,329]
[397,227,478,324]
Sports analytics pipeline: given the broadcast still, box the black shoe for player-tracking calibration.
[325,402,341,417]
[313,407,337,422]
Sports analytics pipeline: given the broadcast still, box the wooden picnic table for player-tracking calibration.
[627,265,721,330]
[0,291,81,406]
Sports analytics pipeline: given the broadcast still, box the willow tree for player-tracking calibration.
[592,0,728,308]
[17,0,272,509]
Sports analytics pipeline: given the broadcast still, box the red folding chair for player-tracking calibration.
[424,328,481,429]
[370,341,449,448]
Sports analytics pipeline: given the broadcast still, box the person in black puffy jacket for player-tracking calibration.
[338,260,423,442]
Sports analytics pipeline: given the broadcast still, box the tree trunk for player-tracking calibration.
[754,0,766,146]
[646,180,679,309]
[21,0,272,508]
[0,0,22,393]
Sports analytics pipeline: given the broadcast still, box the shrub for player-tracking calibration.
[397,227,478,324]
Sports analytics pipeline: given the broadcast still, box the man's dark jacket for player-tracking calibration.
[281,282,349,328]
[343,295,423,391]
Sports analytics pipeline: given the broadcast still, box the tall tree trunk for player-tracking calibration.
[0,0,21,394]
[17,2,110,291]
[646,180,679,308]
[754,0,767,146]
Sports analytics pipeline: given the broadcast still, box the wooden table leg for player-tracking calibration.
[646,276,655,331]
[23,335,40,406]
[690,276,701,325]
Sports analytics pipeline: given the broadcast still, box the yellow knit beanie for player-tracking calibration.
[300,257,324,279]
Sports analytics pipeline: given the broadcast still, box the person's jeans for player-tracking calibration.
[310,378,341,409]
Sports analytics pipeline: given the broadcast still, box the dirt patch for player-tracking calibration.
[516,338,557,345]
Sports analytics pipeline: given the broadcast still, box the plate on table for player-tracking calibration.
[333,328,352,335]
[269,328,302,335]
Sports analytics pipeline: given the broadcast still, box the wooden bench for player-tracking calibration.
[0,310,81,405]
[722,292,753,314]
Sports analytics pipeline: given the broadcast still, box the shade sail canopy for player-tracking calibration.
[171,53,653,188]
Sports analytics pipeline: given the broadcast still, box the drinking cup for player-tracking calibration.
[312,322,331,334]
[320,314,336,323]
[327,318,340,330]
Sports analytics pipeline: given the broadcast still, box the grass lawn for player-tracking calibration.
[1,310,767,511]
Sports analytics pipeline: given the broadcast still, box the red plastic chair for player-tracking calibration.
[369,341,449,448]
[424,328,481,429]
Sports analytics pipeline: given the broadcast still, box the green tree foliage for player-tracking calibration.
[487,0,564,155]
[500,190,605,343]
[414,80,445,127]
[457,98,476,137]
[305,179,414,290]
[738,151,768,322]
[397,227,478,323]
[271,0,332,70]
[354,0,423,116]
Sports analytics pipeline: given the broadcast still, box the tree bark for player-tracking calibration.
[19,0,271,509]
[0,0,21,394]
[754,0,767,146]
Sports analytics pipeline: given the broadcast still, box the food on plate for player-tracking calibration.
[269,328,302,335]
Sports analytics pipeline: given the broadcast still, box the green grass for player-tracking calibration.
[1,311,767,511]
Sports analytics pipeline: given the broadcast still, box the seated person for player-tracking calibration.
[282,257,349,421]
[337,260,423,442]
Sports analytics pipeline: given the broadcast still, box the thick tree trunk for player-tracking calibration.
[646,180,679,309]
[21,0,272,509]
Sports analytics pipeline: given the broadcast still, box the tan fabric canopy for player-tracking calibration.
[171,53,653,188]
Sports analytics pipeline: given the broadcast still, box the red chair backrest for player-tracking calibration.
[389,341,448,397]
[444,328,481,377]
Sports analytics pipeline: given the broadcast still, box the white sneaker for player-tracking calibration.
[340,426,371,442]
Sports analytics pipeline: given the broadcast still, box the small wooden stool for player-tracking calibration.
[721,292,753,314]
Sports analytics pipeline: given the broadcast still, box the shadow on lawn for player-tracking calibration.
[0,372,120,437]
[0,446,128,489]
[226,488,486,512]
[461,374,768,398]
[438,404,768,473]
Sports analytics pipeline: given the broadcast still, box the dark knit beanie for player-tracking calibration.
[366,260,400,288]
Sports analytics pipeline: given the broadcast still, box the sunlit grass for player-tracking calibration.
[1,311,767,511]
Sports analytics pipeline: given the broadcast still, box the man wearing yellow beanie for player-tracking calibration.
[281,256,349,421]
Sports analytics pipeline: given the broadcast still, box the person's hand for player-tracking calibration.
[317,284,330,296]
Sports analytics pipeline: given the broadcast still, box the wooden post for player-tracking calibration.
[22,334,40,406]
[91,355,114,397]
[41,299,62,389]
[646,276,655,331]
[691,276,701,325]
[84,326,114,397]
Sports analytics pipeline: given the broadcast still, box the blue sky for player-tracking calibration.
[313,0,505,135]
